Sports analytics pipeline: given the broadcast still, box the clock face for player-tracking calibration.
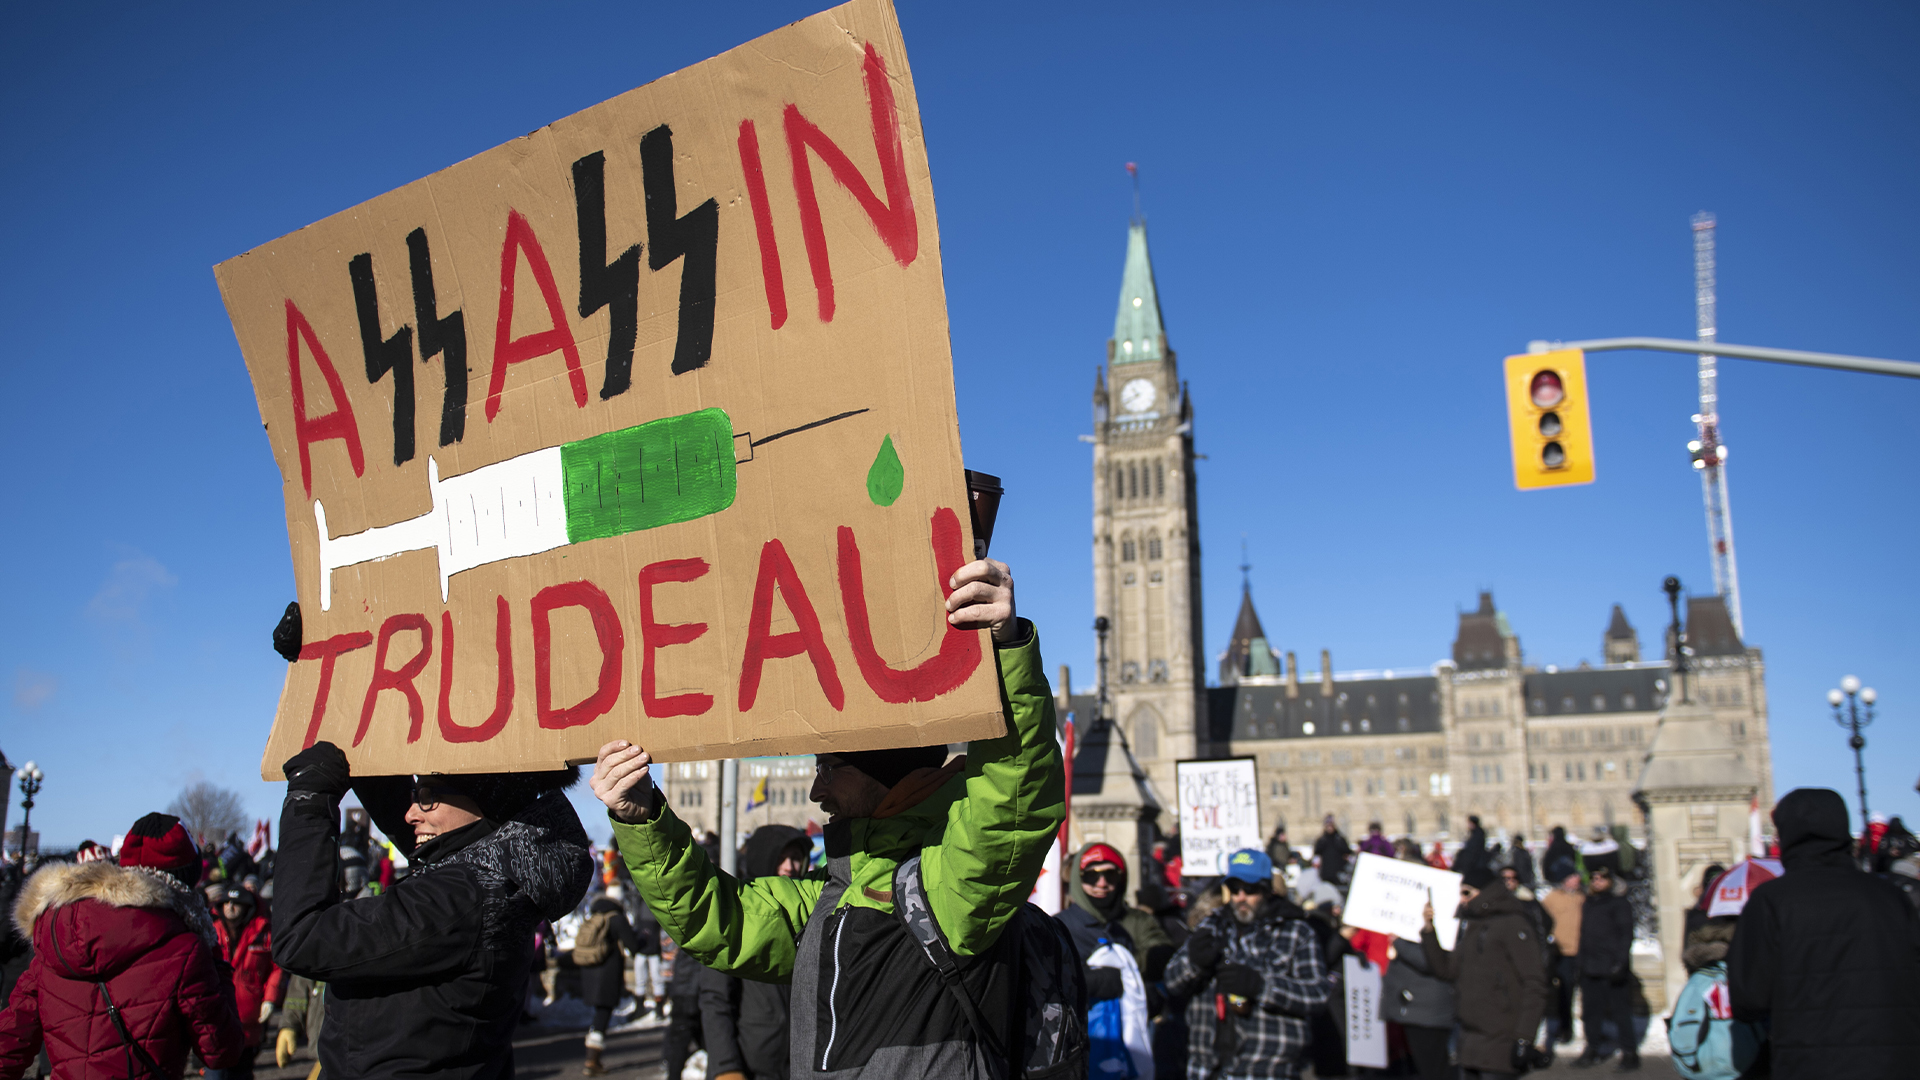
[1120,378,1157,414]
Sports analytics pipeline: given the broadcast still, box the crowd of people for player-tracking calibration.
[0,552,1916,1080]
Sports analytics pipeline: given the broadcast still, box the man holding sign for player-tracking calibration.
[1419,868,1549,1079]
[591,558,1075,1080]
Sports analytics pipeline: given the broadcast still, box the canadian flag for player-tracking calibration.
[247,820,272,860]
[1027,716,1073,915]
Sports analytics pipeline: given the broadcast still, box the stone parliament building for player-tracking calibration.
[663,222,1775,881]
[1063,221,1774,877]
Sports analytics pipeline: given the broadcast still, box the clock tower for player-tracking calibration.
[1090,221,1207,820]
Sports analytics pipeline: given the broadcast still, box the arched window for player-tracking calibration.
[1146,534,1163,561]
[1155,460,1165,498]
[1121,534,1137,562]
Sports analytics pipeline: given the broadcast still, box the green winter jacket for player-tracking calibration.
[611,622,1066,978]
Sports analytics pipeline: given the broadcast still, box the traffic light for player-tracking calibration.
[1505,349,1594,489]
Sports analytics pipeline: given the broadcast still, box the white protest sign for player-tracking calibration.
[1341,851,1462,950]
[1175,758,1261,878]
[1342,955,1387,1069]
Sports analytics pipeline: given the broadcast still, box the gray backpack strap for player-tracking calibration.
[893,855,1009,1068]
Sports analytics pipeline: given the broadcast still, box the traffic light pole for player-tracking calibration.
[1525,337,1920,380]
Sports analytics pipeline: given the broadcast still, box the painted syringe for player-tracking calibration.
[313,406,861,610]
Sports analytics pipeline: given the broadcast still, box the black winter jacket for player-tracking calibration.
[579,899,642,1010]
[273,785,593,1080]
[1576,888,1633,980]
[1422,882,1547,1075]
[1382,938,1455,1030]
[1728,788,1920,1080]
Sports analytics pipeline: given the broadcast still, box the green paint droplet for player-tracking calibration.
[867,434,904,506]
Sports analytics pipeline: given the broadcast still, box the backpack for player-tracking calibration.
[894,855,1091,1080]
[572,911,613,967]
[1666,961,1764,1080]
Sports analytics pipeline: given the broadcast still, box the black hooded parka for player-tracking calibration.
[1727,788,1920,1080]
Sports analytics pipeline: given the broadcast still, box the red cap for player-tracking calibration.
[120,818,199,874]
[1078,843,1126,874]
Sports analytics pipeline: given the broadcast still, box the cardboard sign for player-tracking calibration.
[216,0,1005,779]
[1342,955,1387,1069]
[1344,953,1390,1060]
[1341,852,1462,950]
[1175,758,1261,877]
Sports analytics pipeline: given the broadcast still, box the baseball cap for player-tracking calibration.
[1224,848,1273,884]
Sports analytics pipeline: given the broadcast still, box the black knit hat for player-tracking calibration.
[1460,862,1498,889]
[832,745,949,790]
[433,767,580,821]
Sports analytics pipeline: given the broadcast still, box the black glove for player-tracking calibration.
[1510,1039,1535,1074]
[1214,963,1263,1001]
[284,741,351,797]
[1185,929,1223,971]
[273,601,303,662]
[1085,967,1124,1002]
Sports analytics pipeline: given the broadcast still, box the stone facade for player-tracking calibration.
[1065,220,1773,859]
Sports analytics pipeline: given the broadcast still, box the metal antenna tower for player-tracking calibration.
[1689,212,1743,635]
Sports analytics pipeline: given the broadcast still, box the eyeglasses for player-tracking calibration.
[1081,869,1120,885]
[1223,881,1266,896]
[814,757,845,779]
[411,784,443,811]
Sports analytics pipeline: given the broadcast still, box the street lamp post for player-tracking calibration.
[1663,576,1692,705]
[1093,616,1112,733]
[1827,676,1877,848]
[15,761,44,866]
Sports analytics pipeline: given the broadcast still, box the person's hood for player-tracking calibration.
[1773,788,1856,871]
[1459,880,1527,920]
[420,790,593,922]
[739,824,808,879]
[1682,916,1737,971]
[1067,842,1129,920]
[14,861,217,980]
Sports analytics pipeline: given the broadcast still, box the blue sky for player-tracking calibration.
[3,2,1916,847]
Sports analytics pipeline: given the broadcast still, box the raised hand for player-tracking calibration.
[591,741,660,824]
[947,559,1018,643]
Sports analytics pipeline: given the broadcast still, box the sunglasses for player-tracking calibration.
[1081,869,1120,885]
[411,784,445,811]
[1224,880,1266,896]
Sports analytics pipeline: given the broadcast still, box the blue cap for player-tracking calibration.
[1224,848,1273,884]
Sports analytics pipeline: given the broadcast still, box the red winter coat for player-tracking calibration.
[0,861,246,1080]
[212,912,284,1048]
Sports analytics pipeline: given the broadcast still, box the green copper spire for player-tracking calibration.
[1111,222,1166,364]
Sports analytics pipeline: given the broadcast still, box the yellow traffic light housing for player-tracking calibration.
[1506,349,1594,489]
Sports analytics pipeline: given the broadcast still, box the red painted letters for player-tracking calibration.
[486,210,587,421]
[298,632,373,749]
[355,614,433,746]
[285,299,366,496]
[738,540,845,712]
[532,580,625,729]
[782,43,917,322]
[737,119,788,330]
[838,507,981,703]
[438,597,515,744]
[637,559,714,718]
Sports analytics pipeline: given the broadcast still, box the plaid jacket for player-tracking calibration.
[1163,903,1331,1080]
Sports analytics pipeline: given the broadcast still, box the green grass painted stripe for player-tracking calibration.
[560,407,737,543]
